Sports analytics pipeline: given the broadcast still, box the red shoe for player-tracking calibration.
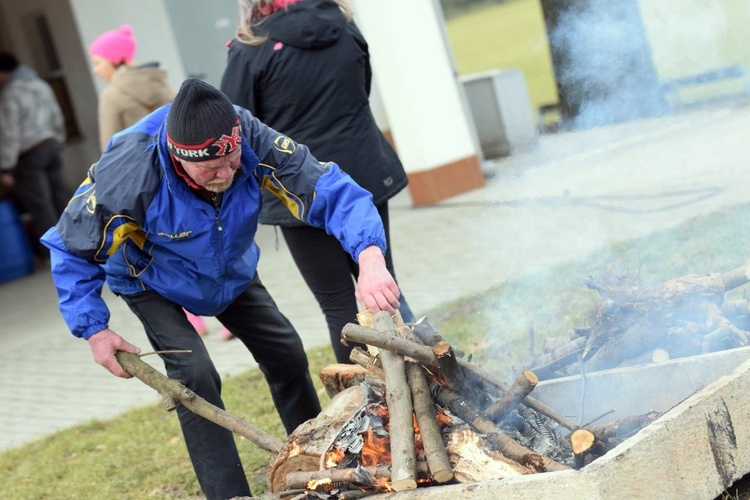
[220,327,235,341]
[185,310,208,336]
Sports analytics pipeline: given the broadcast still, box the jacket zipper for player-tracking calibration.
[211,193,223,231]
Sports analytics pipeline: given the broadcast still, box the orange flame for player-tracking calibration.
[360,429,391,466]
[324,445,346,470]
[307,477,332,492]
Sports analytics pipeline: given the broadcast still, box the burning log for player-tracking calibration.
[283,462,430,490]
[373,312,418,491]
[444,424,530,481]
[432,384,570,472]
[268,385,369,493]
[115,351,283,454]
[432,340,488,408]
[405,361,454,483]
[342,322,580,432]
[485,369,538,423]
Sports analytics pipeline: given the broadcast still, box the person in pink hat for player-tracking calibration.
[88,25,173,148]
[89,25,234,340]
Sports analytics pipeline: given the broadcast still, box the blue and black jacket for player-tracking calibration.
[41,104,386,339]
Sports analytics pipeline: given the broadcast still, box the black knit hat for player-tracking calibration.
[167,78,241,162]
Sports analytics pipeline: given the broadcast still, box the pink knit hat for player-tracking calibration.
[89,25,136,65]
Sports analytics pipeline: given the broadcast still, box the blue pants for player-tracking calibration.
[122,273,321,499]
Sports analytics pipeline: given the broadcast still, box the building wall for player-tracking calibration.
[0,0,101,190]
[162,0,238,88]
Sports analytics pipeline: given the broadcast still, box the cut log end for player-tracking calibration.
[389,478,418,491]
[571,429,596,456]
[432,340,452,357]
[432,469,455,483]
[521,369,539,386]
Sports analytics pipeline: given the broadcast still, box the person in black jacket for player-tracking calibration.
[221,0,415,363]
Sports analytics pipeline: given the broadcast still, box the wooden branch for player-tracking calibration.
[405,362,454,483]
[432,384,569,472]
[485,370,538,423]
[528,336,586,373]
[411,317,465,357]
[588,411,660,442]
[584,313,666,371]
[373,312,417,491]
[284,462,431,490]
[115,351,283,454]
[319,364,372,398]
[721,260,750,292]
[700,301,750,350]
[342,323,579,432]
[349,347,385,380]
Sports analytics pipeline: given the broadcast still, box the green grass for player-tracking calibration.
[4,202,750,498]
[444,0,559,113]
[444,0,750,115]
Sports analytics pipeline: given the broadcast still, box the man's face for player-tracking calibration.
[179,146,242,193]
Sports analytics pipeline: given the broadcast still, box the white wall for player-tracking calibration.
[349,0,478,173]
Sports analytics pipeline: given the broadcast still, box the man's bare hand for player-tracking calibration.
[355,245,400,314]
[87,329,141,378]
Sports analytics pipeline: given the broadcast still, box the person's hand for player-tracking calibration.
[0,172,14,191]
[355,245,401,314]
[87,328,141,378]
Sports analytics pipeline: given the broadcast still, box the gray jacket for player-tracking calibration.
[0,65,65,170]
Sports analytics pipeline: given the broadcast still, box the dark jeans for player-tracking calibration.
[121,274,321,500]
[13,139,68,242]
[280,201,414,363]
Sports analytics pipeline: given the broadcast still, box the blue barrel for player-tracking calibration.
[0,200,34,283]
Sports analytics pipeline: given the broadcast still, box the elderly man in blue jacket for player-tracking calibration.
[41,78,402,499]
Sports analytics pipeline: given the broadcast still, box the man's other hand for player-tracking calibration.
[87,328,141,378]
[355,245,400,314]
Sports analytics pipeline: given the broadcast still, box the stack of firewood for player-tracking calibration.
[526,260,750,379]
[268,311,659,498]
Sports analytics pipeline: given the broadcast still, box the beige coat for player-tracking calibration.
[97,64,174,151]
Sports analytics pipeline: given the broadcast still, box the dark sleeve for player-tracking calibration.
[221,41,261,115]
[349,22,372,97]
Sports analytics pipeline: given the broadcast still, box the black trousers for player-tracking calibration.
[280,201,415,363]
[13,139,68,242]
[121,274,321,500]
